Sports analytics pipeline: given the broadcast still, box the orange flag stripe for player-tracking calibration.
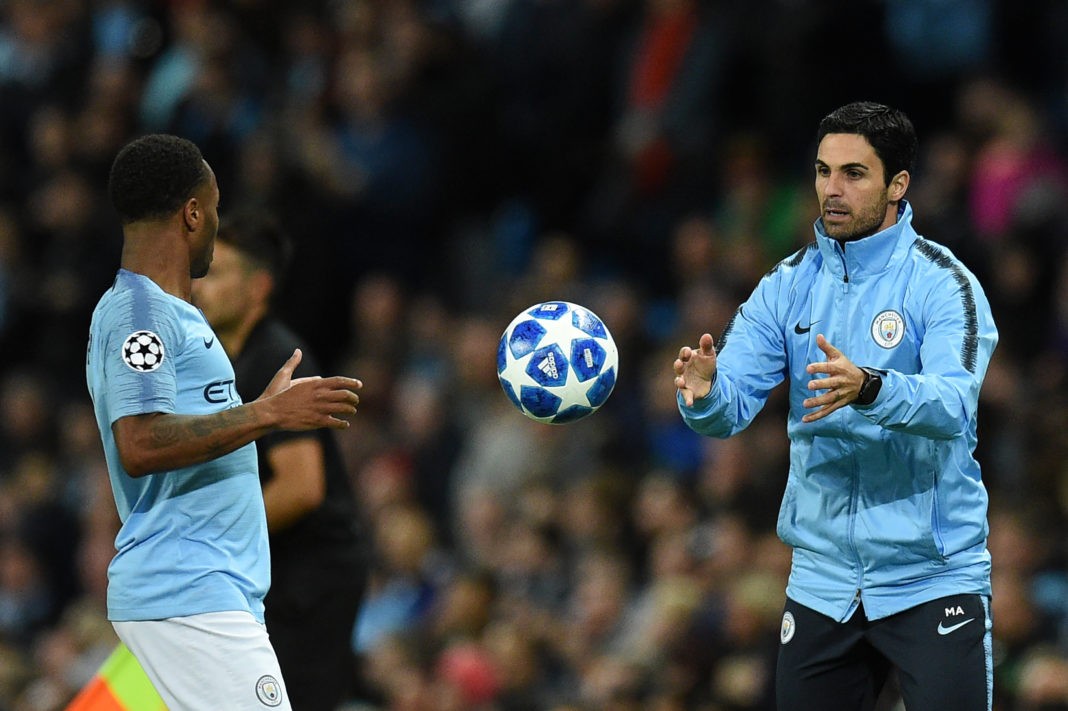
[66,644,166,711]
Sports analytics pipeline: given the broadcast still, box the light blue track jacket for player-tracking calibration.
[679,201,998,622]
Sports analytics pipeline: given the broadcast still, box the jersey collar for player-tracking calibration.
[813,200,914,280]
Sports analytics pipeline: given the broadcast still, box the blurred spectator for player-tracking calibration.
[1,2,1067,708]
[0,369,57,471]
[1014,646,1068,710]
[883,0,995,130]
[584,0,730,294]
[354,501,450,657]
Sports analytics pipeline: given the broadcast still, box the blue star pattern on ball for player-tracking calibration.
[497,301,618,424]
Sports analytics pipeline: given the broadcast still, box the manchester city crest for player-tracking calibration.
[871,310,904,348]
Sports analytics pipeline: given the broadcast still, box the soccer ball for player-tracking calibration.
[496,301,618,424]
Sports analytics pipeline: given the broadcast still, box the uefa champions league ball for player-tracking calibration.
[497,301,619,424]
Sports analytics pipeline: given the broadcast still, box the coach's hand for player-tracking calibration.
[802,335,866,423]
[674,333,717,406]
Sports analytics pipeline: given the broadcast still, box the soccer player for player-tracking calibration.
[192,210,368,710]
[86,134,362,710]
[672,102,998,710]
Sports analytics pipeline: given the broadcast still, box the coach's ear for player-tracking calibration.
[888,170,909,202]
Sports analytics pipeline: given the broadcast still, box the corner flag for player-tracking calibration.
[65,643,166,711]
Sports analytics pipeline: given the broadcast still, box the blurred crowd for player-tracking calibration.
[2,0,1068,709]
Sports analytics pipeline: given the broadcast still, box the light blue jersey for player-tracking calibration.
[680,202,998,622]
[86,269,270,622]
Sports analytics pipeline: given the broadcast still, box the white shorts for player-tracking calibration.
[113,611,291,711]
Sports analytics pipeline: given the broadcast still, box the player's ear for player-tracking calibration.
[182,197,200,232]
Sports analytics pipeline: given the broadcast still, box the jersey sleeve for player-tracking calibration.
[100,290,182,424]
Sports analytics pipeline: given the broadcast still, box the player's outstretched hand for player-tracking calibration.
[674,333,717,406]
[259,349,363,430]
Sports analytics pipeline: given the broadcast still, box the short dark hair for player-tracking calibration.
[816,102,917,185]
[216,209,293,282]
[108,134,210,224]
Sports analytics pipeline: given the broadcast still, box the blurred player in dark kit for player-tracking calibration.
[193,209,369,711]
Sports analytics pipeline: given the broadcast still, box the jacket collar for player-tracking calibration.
[813,200,915,280]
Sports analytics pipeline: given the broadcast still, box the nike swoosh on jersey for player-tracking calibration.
[203,337,215,349]
[794,321,819,335]
[937,618,975,635]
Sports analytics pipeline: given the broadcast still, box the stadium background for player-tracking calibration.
[1,0,1068,709]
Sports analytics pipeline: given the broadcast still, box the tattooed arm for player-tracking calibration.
[113,350,362,477]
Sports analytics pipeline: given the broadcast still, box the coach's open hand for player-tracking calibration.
[674,333,717,406]
[801,334,866,423]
